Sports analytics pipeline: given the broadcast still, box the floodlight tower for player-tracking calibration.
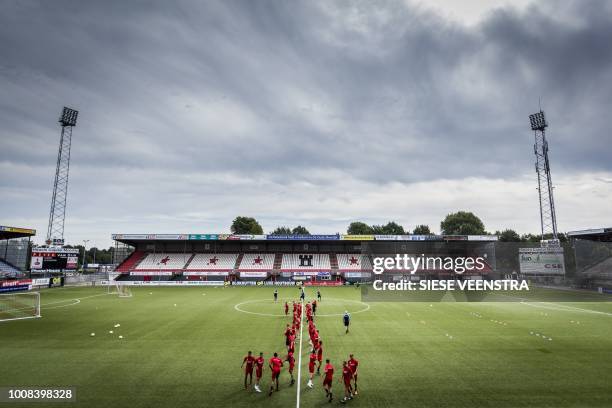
[528,110,559,244]
[46,107,79,246]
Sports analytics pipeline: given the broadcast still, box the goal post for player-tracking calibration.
[115,283,132,298]
[0,291,41,322]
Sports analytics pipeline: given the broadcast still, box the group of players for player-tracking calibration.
[241,288,359,403]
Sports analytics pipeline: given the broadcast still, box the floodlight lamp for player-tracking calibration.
[59,107,79,127]
[529,110,547,131]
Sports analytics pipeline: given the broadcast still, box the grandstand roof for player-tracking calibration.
[0,225,36,241]
[112,233,498,245]
[567,227,612,242]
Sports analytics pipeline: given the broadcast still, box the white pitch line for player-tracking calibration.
[295,291,305,408]
[520,301,612,316]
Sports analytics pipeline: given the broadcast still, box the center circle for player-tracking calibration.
[234,297,370,317]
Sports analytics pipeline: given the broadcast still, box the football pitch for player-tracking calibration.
[1,286,611,408]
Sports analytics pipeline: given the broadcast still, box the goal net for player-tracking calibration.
[115,284,132,298]
[0,291,41,322]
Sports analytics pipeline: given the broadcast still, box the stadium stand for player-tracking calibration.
[186,254,238,271]
[337,254,372,271]
[0,258,22,279]
[280,254,331,271]
[135,253,190,270]
[114,251,145,273]
[238,254,275,271]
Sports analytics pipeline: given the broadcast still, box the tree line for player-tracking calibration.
[230,212,568,242]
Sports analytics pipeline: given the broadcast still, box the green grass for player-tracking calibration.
[1,286,611,408]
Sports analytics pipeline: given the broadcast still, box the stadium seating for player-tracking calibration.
[115,251,145,273]
[280,254,331,271]
[186,254,238,271]
[238,254,275,271]
[135,253,190,271]
[336,254,372,271]
[0,258,21,279]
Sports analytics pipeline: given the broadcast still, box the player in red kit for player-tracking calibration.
[241,351,255,389]
[284,324,292,348]
[323,359,334,402]
[348,354,359,394]
[286,350,296,386]
[254,352,264,393]
[316,340,324,374]
[307,349,317,388]
[341,361,354,402]
[268,352,283,396]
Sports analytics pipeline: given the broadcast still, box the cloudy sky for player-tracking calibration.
[1,0,611,248]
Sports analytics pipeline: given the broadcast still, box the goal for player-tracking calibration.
[115,284,132,298]
[0,291,41,322]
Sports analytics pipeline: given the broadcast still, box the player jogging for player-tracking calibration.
[348,354,359,394]
[254,352,264,393]
[307,349,317,388]
[323,359,334,402]
[312,299,317,315]
[300,287,305,301]
[241,351,255,389]
[343,310,351,334]
[284,301,289,315]
[317,289,322,301]
[341,361,354,403]
[286,350,296,386]
[273,289,278,302]
[268,352,283,396]
[316,340,324,374]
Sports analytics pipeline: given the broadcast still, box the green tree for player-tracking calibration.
[231,216,263,234]
[412,225,432,235]
[371,221,405,235]
[440,211,486,235]
[347,222,374,235]
[270,226,292,235]
[291,225,310,235]
[496,229,521,242]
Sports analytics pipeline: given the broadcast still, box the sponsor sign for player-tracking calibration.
[293,271,319,276]
[239,272,268,278]
[303,281,343,286]
[118,281,224,286]
[344,272,372,278]
[0,226,36,234]
[467,235,498,241]
[32,278,50,286]
[184,271,229,276]
[341,235,374,241]
[266,234,339,240]
[0,279,32,293]
[519,248,565,275]
[129,271,173,276]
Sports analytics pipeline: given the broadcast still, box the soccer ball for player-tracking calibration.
[90,333,95,337]
[109,330,114,334]
[119,335,124,339]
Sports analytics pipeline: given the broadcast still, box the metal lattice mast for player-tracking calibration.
[529,110,558,241]
[46,107,79,245]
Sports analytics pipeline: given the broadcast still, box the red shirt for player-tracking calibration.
[343,366,352,382]
[348,358,359,374]
[270,357,283,373]
[284,327,291,338]
[255,357,264,371]
[317,344,323,358]
[324,363,334,380]
[287,353,295,368]
[243,355,255,368]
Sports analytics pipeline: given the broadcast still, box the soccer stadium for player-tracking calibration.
[2,1,612,408]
